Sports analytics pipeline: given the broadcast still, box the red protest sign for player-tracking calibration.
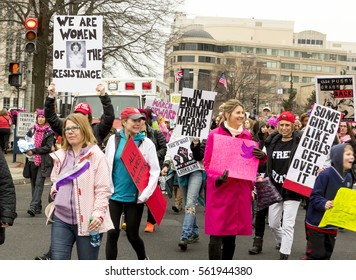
[121,136,167,225]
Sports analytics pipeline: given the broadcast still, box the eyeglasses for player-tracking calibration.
[63,125,80,133]
[266,125,275,129]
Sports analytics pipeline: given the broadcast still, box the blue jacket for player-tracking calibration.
[306,143,353,228]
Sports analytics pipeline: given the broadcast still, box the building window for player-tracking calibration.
[13,98,18,108]
[323,66,337,73]
[198,56,216,63]
[281,63,300,70]
[177,56,195,62]
[3,98,10,108]
[302,77,315,83]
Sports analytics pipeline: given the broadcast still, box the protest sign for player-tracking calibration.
[209,134,259,181]
[167,136,200,177]
[52,15,103,93]
[315,75,355,122]
[319,188,356,232]
[16,112,36,138]
[121,137,167,225]
[174,88,216,139]
[284,104,341,197]
[144,98,179,121]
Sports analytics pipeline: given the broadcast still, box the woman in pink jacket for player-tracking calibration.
[204,99,266,260]
[49,113,113,260]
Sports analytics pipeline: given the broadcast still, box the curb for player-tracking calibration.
[14,178,31,185]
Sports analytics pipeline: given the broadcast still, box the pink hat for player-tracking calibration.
[74,102,92,115]
[121,107,145,120]
[36,108,45,119]
[137,108,148,120]
[278,111,295,123]
[267,116,278,127]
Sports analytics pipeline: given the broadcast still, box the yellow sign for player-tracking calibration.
[319,188,356,232]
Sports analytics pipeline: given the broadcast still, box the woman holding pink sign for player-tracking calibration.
[203,99,266,260]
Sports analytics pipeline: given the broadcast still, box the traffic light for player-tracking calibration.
[8,62,22,87]
[25,17,38,53]
[251,97,257,106]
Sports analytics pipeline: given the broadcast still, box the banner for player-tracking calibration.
[315,75,356,122]
[144,98,179,121]
[167,136,200,177]
[52,15,103,93]
[319,188,356,232]
[174,88,216,139]
[209,134,259,181]
[284,104,341,197]
[121,137,167,225]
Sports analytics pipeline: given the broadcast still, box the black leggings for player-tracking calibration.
[209,235,236,260]
[105,199,146,260]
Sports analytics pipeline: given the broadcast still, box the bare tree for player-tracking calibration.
[0,0,183,110]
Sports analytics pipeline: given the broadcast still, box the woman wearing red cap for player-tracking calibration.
[105,107,160,260]
[25,109,55,217]
[264,111,303,260]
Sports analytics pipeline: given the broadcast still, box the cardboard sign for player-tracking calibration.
[174,88,217,139]
[319,188,356,232]
[284,104,341,197]
[209,134,259,181]
[315,75,356,122]
[16,112,36,138]
[121,137,167,225]
[167,136,200,177]
[53,16,103,93]
[144,98,179,121]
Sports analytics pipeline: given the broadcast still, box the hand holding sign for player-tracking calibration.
[216,170,229,187]
[47,82,56,98]
[96,83,105,96]
[252,147,266,159]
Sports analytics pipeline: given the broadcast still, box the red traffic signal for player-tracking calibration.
[9,62,20,74]
[25,17,38,53]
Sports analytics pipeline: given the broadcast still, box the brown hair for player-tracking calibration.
[61,113,97,151]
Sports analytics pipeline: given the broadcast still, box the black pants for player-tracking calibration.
[305,226,337,260]
[254,207,268,237]
[0,128,10,152]
[147,207,156,224]
[106,199,146,260]
[209,235,236,260]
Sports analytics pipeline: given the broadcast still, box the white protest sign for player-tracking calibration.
[174,88,217,139]
[167,136,200,177]
[144,98,179,121]
[16,112,36,138]
[52,15,103,93]
[283,104,341,197]
[315,75,356,122]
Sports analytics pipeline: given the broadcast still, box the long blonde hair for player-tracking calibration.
[61,113,97,151]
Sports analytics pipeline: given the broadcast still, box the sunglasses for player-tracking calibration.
[266,125,275,129]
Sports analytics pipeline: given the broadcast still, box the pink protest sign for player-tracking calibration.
[121,137,167,225]
[210,134,259,181]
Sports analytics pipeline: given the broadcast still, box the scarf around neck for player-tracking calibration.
[33,124,50,166]
[224,121,243,137]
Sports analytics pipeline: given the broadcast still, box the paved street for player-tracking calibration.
[1,178,356,260]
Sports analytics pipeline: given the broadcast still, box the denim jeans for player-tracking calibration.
[51,215,101,260]
[179,170,203,240]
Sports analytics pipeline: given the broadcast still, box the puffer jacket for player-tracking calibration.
[49,145,113,235]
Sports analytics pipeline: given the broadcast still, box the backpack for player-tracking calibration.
[102,126,116,152]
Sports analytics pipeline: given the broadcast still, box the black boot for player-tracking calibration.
[222,244,236,260]
[208,243,222,260]
[279,253,289,260]
[248,236,263,254]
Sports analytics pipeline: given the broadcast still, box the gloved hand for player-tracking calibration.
[252,147,266,159]
[216,170,229,187]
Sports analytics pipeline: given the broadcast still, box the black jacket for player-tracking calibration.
[265,130,303,201]
[44,94,115,149]
[0,151,17,226]
[26,126,55,177]
[146,126,167,168]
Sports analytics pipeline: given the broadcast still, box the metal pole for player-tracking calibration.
[257,68,261,115]
[25,54,33,112]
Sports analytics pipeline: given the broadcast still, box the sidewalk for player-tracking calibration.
[4,150,31,185]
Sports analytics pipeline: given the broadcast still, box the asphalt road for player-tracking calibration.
[1,182,356,260]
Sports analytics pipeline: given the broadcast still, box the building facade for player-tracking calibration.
[164,14,355,114]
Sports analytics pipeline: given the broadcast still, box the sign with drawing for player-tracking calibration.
[315,75,355,122]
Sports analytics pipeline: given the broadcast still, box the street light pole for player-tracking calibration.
[257,68,261,115]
